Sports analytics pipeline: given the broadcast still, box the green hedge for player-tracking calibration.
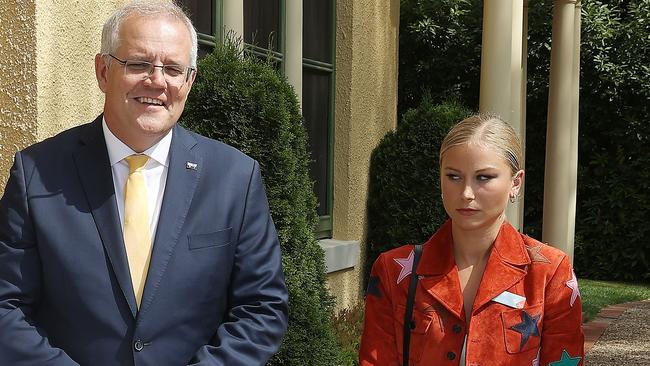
[180,39,341,365]
[366,97,470,277]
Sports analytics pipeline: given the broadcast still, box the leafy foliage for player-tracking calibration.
[180,38,341,365]
[366,98,470,275]
[398,0,483,115]
[525,0,650,281]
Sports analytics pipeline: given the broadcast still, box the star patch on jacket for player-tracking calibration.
[509,310,541,351]
[565,271,581,307]
[526,244,551,264]
[549,349,581,366]
[367,276,382,298]
[393,250,414,284]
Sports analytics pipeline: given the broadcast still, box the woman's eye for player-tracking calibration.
[477,175,495,181]
[446,174,460,181]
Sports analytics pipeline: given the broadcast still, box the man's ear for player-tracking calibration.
[186,68,197,90]
[95,54,109,93]
[511,169,525,198]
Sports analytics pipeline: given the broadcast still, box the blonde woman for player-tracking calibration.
[360,115,584,365]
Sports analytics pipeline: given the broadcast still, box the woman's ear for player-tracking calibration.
[510,170,525,198]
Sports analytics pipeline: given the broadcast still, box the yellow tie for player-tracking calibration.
[123,154,152,308]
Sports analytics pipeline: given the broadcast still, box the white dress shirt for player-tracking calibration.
[102,118,171,240]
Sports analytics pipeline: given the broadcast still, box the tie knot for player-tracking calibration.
[126,154,149,173]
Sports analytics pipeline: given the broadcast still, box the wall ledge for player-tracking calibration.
[318,239,360,274]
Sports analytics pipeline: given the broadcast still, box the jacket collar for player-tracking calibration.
[417,220,530,319]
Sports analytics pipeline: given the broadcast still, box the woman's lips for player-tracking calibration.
[457,208,479,216]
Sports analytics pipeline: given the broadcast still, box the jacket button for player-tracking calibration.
[134,340,144,352]
[452,324,463,333]
[447,351,456,360]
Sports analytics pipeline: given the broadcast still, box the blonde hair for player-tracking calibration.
[100,0,198,68]
[439,114,523,176]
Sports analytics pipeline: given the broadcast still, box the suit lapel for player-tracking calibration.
[138,126,201,313]
[471,223,529,313]
[73,117,138,317]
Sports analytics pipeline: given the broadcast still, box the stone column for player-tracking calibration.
[542,0,580,261]
[222,0,244,39]
[285,0,303,107]
[479,0,526,230]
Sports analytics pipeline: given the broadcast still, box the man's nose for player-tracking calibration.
[146,66,167,87]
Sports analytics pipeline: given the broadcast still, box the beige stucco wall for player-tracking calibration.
[329,0,400,310]
[35,0,125,140]
[0,0,38,190]
[0,0,125,192]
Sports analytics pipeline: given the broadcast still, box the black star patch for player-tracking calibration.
[510,310,541,351]
[366,276,382,298]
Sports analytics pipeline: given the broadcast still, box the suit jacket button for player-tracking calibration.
[452,324,463,333]
[447,351,456,360]
[134,340,144,352]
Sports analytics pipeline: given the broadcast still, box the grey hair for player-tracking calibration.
[439,114,524,176]
[100,0,198,68]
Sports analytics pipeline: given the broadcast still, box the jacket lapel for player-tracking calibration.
[418,221,465,320]
[73,116,138,318]
[138,126,201,313]
[471,222,529,313]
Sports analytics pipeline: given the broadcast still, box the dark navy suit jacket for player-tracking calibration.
[0,116,288,365]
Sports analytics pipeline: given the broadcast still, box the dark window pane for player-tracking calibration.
[178,0,213,35]
[302,69,331,216]
[198,43,213,58]
[303,0,332,62]
[244,0,280,51]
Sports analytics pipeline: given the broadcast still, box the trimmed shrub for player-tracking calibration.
[180,38,341,365]
[366,98,470,276]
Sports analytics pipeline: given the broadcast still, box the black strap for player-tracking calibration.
[402,244,423,366]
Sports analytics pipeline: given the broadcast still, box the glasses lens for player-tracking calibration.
[122,59,188,86]
[124,61,152,77]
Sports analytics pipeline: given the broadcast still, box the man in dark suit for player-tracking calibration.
[0,2,288,365]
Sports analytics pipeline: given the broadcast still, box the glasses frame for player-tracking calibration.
[106,54,196,84]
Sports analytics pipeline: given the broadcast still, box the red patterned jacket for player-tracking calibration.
[360,220,584,366]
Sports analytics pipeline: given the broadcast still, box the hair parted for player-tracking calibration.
[100,0,198,68]
[439,114,524,176]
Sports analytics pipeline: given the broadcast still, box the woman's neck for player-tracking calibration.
[451,218,504,268]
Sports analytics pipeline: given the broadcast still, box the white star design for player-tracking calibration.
[532,348,540,366]
[565,271,581,307]
[393,250,415,284]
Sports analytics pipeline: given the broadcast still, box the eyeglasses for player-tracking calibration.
[106,54,195,86]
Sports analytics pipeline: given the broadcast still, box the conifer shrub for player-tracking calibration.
[365,98,470,277]
[180,38,340,365]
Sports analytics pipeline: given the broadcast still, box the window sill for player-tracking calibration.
[318,239,360,274]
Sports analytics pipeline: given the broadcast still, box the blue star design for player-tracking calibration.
[510,310,541,351]
[549,350,582,366]
[366,276,382,298]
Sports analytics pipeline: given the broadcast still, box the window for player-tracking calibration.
[303,0,335,238]
[178,0,335,238]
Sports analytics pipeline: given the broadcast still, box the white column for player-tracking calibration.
[479,0,526,230]
[285,0,303,107]
[222,0,244,40]
[542,0,580,261]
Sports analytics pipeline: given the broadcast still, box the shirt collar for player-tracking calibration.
[102,116,172,167]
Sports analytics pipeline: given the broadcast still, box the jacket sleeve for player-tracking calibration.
[188,161,288,366]
[540,254,585,365]
[359,254,400,366]
[0,152,80,366]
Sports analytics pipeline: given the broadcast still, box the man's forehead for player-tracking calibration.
[118,13,189,37]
